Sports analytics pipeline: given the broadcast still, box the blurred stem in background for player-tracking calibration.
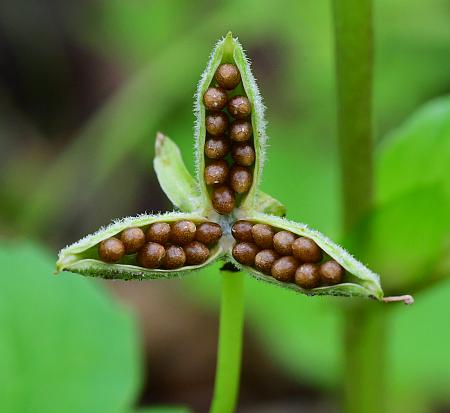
[210,271,245,413]
[333,0,386,412]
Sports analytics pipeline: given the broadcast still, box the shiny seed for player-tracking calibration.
[230,120,252,142]
[255,249,279,274]
[146,222,171,244]
[232,142,255,166]
[212,186,235,215]
[273,231,296,256]
[171,220,197,245]
[230,165,252,193]
[228,95,251,119]
[295,263,320,289]
[320,260,344,285]
[120,227,145,254]
[206,112,228,136]
[184,241,209,265]
[231,220,254,242]
[196,222,222,246]
[203,87,227,111]
[137,242,165,268]
[215,63,241,90]
[98,237,125,262]
[204,137,230,159]
[204,159,229,186]
[271,256,298,282]
[232,242,259,266]
[162,245,186,269]
[252,224,275,249]
[292,237,323,263]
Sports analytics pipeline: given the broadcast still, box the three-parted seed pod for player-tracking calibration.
[231,220,345,289]
[202,61,255,215]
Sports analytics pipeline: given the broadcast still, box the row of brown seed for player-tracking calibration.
[203,63,255,214]
[231,221,345,289]
[98,221,222,269]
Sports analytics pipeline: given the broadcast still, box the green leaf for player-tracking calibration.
[0,241,140,413]
[57,211,223,279]
[154,132,201,212]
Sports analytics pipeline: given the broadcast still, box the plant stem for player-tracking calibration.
[210,271,245,413]
[333,0,386,412]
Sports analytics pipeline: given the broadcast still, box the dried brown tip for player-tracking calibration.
[382,295,414,305]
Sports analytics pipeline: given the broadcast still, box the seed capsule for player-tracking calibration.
[184,241,209,265]
[206,112,228,137]
[162,245,186,269]
[230,120,252,142]
[120,227,146,254]
[292,237,323,263]
[170,220,197,245]
[204,136,230,159]
[255,249,279,274]
[203,87,227,111]
[196,222,222,246]
[230,165,252,194]
[211,186,235,215]
[271,256,298,282]
[228,95,251,119]
[204,159,229,186]
[137,242,165,268]
[232,142,255,166]
[295,263,320,289]
[252,224,275,249]
[320,260,345,285]
[231,220,254,242]
[215,63,241,90]
[98,237,125,262]
[273,231,296,256]
[232,242,259,266]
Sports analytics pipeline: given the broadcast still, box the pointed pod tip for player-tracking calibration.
[382,294,414,305]
[155,131,166,156]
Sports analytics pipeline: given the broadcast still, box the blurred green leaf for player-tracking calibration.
[0,242,141,413]
[130,407,191,413]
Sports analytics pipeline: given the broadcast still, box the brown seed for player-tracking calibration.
[295,263,320,289]
[230,120,252,142]
[252,224,275,249]
[146,222,171,244]
[215,63,241,90]
[203,87,227,111]
[232,142,255,166]
[120,227,145,254]
[231,220,254,242]
[271,256,298,282]
[292,237,323,263]
[232,242,259,266]
[204,159,229,186]
[230,165,252,194]
[273,231,296,256]
[98,237,125,262]
[137,242,165,268]
[162,245,186,269]
[212,186,235,215]
[184,241,209,265]
[320,260,345,285]
[228,95,251,119]
[255,249,279,274]
[171,220,197,245]
[206,112,228,137]
[204,137,230,159]
[196,222,222,246]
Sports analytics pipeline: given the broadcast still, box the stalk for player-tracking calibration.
[209,271,245,413]
[333,0,386,412]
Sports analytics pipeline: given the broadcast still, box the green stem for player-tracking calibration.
[209,271,245,413]
[333,0,386,412]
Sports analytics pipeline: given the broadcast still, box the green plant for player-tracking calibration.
[56,32,411,413]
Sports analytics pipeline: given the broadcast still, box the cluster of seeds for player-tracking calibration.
[98,221,222,270]
[203,63,255,214]
[231,221,345,289]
